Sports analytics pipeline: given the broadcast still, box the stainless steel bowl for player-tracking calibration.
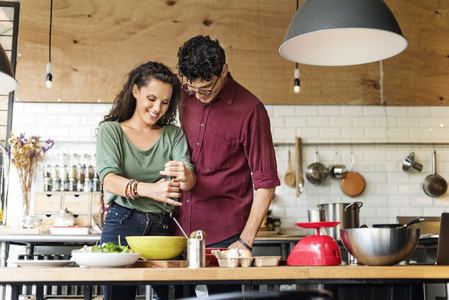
[340,228,420,266]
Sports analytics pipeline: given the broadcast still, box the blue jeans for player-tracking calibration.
[100,203,172,300]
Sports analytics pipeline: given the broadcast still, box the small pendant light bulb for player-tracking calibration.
[45,62,53,89]
[293,65,300,94]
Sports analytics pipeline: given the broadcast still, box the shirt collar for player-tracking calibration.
[215,72,235,105]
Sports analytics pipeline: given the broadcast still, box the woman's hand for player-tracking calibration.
[160,161,196,191]
[138,178,182,206]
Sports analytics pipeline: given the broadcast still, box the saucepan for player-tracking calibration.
[372,217,425,229]
[305,151,328,186]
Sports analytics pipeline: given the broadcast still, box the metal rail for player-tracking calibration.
[274,142,449,147]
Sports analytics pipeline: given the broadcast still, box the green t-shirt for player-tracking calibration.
[96,121,194,213]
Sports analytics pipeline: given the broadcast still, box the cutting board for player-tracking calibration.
[134,260,187,268]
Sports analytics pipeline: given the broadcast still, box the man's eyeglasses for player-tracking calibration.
[182,77,219,96]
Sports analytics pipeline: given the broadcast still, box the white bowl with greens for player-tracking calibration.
[71,242,140,268]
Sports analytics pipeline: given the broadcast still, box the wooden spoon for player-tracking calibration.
[285,150,295,186]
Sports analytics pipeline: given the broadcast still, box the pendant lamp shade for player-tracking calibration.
[0,43,17,93]
[279,0,408,66]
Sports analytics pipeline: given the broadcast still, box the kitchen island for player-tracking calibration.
[0,265,448,300]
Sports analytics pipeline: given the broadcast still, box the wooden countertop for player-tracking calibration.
[0,265,448,284]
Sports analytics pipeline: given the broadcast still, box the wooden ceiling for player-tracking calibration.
[13,0,449,105]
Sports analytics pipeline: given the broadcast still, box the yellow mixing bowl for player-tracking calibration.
[126,236,187,260]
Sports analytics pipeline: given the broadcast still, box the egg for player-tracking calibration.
[226,248,240,258]
[239,249,252,258]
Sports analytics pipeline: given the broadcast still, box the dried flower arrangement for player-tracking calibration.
[8,133,54,220]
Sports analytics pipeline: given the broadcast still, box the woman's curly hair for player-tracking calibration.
[100,61,181,126]
[177,35,226,83]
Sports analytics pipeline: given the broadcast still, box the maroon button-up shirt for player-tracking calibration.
[174,73,280,245]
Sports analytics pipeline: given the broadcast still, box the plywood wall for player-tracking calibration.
[13,0,449,105]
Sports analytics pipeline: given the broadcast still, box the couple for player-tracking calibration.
[96,35,280,300]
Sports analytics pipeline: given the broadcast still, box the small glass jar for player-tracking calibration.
[59,165,68,180]
[62,179,70,191]
[51,164,60,178]
[43,177,53,192]
[43,165,52,178]
[68,165,76,179]
[51,178,61,192]
[84,178,92,192]
[77,178,84,192]
[92,178,99,192]
[69,178,77,192]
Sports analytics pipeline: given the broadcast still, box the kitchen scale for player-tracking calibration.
[287,221,342,266]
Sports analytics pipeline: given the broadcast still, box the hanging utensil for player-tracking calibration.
[305,150,328,186]
[296,137,304,196]
[284,150,295,187]
[423,150,448,198]
[340,149,365,197]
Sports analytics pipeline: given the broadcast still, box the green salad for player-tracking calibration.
[72,240,132,254]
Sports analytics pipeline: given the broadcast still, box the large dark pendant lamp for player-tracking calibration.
[279,0,408,66]
[0,43,17,93]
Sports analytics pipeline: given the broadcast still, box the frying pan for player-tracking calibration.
[373,217,425,229]
[305,151,328,185]
[423,150,448,198]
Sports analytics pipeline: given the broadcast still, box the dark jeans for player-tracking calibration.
[100,202,172,300]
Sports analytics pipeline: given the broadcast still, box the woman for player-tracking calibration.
[96,61,195,300]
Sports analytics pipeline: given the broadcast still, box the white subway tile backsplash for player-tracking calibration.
[285,116,307,128]
[307,116,330,127]
[270,116,286,128]
[295,106,318,116]
[318,106,341,116]
[363,106,388,116]
[342,128,365,139]
[421,117,444,128]
[6,102,449,231]
[410,106,431,116]
[341,106,364,116]
[273,105,296,116]
[47,103,70,114]
[319,128,341,139]
[353,116,376,127]
[386,106,408,117]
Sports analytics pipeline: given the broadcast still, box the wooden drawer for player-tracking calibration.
[73,214,91,226]
[34,193,62,214]
[63,193,90,214]
[91,192,102,214]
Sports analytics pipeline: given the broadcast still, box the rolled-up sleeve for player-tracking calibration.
[244,102,280,190]
[96,122,123,183]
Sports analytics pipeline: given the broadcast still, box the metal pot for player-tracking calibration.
[423,150,448,198]
[317,202,363,241]
[306,151,328,186]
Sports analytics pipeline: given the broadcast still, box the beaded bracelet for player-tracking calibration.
[124,179,139,200]
[238,238,252,251]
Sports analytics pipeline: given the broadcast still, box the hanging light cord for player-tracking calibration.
[49,0,53,63]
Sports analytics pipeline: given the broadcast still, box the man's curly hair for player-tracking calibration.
[177,35,226,83]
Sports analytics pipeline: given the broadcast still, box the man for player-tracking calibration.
[175,34,280,270]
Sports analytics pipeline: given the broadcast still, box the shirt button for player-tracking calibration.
[186,199,190,203]
[196,142,200,146]
[201,123,204,127]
